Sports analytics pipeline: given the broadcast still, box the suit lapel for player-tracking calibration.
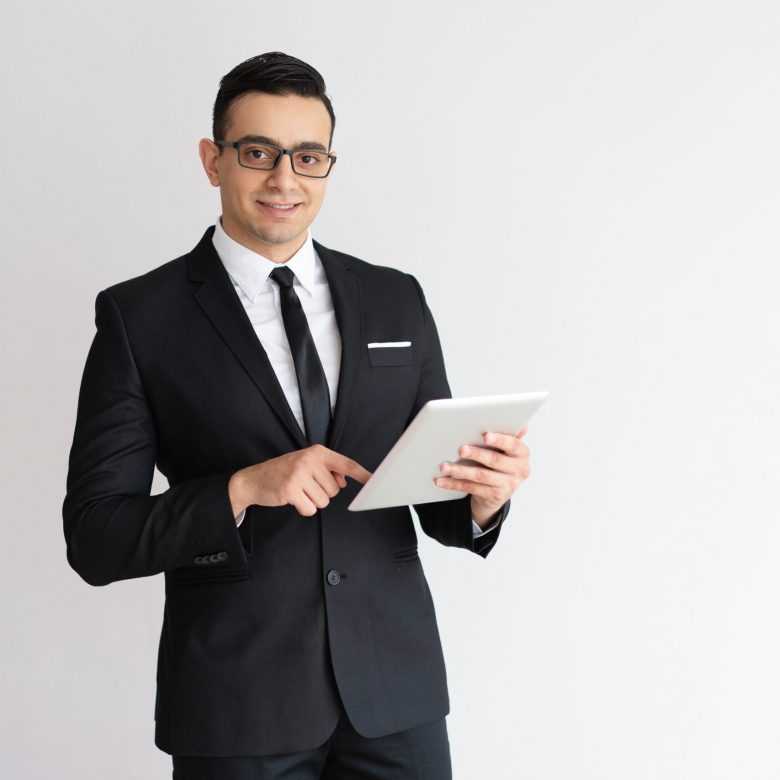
[187,227,362,455]
[188,227,308,448]
[314,239,362,454]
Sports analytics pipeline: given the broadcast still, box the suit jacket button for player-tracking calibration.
[217,552,228,561]
[326,569,341,586]
[209,553,220,563]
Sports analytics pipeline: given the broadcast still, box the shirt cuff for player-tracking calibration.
[235,508,246,527]
[472,514,500,537]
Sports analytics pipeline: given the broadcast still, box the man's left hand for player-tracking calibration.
[434,426,532,529]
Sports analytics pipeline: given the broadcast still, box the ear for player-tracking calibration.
[198,138,221,187]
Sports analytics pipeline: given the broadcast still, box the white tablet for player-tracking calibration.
[347,391,548,512]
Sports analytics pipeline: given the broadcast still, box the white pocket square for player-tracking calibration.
[367,341,412,348]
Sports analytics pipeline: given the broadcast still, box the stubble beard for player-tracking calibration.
[250,220,303,247]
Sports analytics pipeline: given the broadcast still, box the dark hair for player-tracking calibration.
[212,52,336,148]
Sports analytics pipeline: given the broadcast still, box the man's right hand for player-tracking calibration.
[228,445,372,518]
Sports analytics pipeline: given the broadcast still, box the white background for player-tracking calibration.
[1,1,779,777]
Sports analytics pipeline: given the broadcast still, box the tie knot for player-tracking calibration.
[270,266,295,289]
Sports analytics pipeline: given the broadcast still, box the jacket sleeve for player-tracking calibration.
[62,289,248,587]
[405,274,510,559]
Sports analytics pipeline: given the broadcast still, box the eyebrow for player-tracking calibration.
[234,134,328,152]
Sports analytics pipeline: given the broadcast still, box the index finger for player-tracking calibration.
[323,449,373,484]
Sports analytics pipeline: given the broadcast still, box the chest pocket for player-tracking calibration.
[367,342,414,366]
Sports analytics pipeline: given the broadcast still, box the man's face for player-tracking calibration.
[199,92,335,262]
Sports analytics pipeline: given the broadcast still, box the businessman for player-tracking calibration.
[63,52,532,779]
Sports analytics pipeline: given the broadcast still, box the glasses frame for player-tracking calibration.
[214,140,337,178]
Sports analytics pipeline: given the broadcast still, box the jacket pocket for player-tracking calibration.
[368,344,414,367]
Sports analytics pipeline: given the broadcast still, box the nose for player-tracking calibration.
[266,152,299,191]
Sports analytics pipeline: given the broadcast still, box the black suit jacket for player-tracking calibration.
[62,226,511,756]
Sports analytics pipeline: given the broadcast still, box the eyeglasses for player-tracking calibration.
[214,140,337,178]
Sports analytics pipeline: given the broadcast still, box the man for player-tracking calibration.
[63,52,532,779]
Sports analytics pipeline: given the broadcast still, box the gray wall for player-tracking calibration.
[1,0,778,777]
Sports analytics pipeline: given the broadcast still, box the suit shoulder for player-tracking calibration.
[318,243,420,290]
[100,252,190,316]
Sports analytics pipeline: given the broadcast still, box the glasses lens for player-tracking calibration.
[292,151,331,177]
[237,143,332,177]
[238,143,279,169]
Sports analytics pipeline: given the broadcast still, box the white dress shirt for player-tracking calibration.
[212,217,499,537]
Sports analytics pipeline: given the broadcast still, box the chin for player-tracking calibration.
[252,224,302,245]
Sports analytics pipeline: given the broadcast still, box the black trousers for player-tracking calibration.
[171,701,452,780]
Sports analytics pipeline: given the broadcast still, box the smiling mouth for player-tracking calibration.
[258,201,302,215]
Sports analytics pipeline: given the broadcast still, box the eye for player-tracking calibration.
[238,144,279,169]
[241,144,276,159]
[296,152,324,166]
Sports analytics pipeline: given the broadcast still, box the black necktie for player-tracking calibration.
[269,266,332,446]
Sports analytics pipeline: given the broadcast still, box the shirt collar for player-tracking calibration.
[212,216,317,303]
